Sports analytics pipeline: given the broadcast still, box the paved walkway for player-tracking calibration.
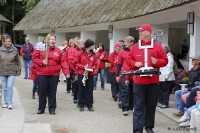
[0,69,188,133]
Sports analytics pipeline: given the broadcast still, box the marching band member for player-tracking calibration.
[116,36,134,116]
[93,43,108,90]
[109,43,122,101]
[69,40,85,104]
[125,24,168,133]
[75,39,98,112]
[33,34,70,115]
[64,39,74,93]
[68,37,80,95]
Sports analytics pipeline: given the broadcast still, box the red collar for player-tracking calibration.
[141,39,152,46]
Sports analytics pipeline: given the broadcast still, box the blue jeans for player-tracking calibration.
[93,68,105,89]
[32,81,38,96]
[175,90,189,113]
[186,105,197,117]
[23,60,32,78]
[0,76,16,106]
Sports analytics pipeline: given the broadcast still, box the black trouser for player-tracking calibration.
[78,74,93,108]
[186,87,200,108]
[160,81,173,106]
[121,76,134,111]
[73,80,78,100]
[133,83,159,133]
[67,70,74,92]
[110,72,119,98]
[37,75,59,112]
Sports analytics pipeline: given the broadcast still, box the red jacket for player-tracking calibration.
[30,63,37,81]
[117,48,131,73]
[75,50,98,76]
[96,50,108,69]
[32,47,70,76]
[109,51,118,73]
[125,40,168,85]
[68,46,77,71]
[64,47,70,63]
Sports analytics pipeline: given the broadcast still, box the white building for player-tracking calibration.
[14,0,200,69]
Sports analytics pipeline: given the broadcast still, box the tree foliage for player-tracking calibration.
[17,0,40,14]
[0,0,7,5]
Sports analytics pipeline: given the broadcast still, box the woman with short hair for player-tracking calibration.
[158,44,175,108]
[0,35,21,109]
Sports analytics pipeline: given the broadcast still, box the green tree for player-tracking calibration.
[17,0,40,14]
[0,0,7,5]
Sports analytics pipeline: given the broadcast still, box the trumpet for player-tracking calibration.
[82,65,93,86]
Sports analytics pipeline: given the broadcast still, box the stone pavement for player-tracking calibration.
[0,70,188,133]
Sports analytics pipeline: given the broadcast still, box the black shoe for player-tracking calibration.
[37,110,44,114]
[67,91,70,93]
[64,80,66,83]
[145,129,155,133]
[73,99,78,104]
[71,93,74,96]
[88,107,94,111]
[113,96,118,101]
[58,80,60,82]
[49,110,55,115]
[24,77,27,79]
[160,104,169,108]
[76,105,80,108]
[32,96,35,99]
[80,107,84,112]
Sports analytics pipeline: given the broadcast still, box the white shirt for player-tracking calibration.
[159,52,175,81]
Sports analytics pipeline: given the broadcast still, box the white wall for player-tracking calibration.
[55,33,66,47]
[109,29,129,54]
[80,31,96,42]
[189,16,200,69]
[26,33,38,47]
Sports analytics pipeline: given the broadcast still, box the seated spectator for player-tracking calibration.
[190,91,200,133]
[173,55,200,116]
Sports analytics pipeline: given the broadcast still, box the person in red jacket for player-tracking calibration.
[93,43,108,90]
[75,39,98,112]
[64,38,74,93]
[70,39,85,104]
[116,36,134,116]
[33,34,70,115]
[125,24,168,133]
[67,37,80,95]
[30,63,37,99]
[109,43,122,101]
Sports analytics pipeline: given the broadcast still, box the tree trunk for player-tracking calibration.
[12,0,16,44]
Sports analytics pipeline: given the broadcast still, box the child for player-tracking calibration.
[30,63,37,99]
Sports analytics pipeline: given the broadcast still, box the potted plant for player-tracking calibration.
[104,62,111,83]
[174,68,189,91]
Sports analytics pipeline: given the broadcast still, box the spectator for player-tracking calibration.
[173,55,200,116]
[0,35,21,109]
[158,44,175,108]
[93,43,108,90]
[20,37,34,79]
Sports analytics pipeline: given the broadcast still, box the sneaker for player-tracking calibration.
[179,120,190,127]
[2,104,8,108]
[101,88,104,90]
[8,105,12,109]
[129,110,133,114]
[32,96,35,99]
[113,96,118,101]
[94,88,96,90]
[73,99,78,104]
[160,105,169,108]
[88,107,94,111]
[80,107,84,112]
[157,103,162,107]
[123,111,128,116]
[118,102,122,108]
[178,113,190,123]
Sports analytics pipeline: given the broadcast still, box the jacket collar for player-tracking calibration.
[1,44,14,52]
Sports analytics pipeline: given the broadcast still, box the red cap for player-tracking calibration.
[136,24,152,32]
[115,43,121,48]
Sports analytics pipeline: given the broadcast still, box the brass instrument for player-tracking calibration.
[44,34,51,68]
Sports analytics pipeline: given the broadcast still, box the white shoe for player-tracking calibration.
[129,110,133,114]
[8,105,12,109]
[2,104,8,108]
[178,113,190,123]
[179,120,190,127]
[123,111,128,116]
